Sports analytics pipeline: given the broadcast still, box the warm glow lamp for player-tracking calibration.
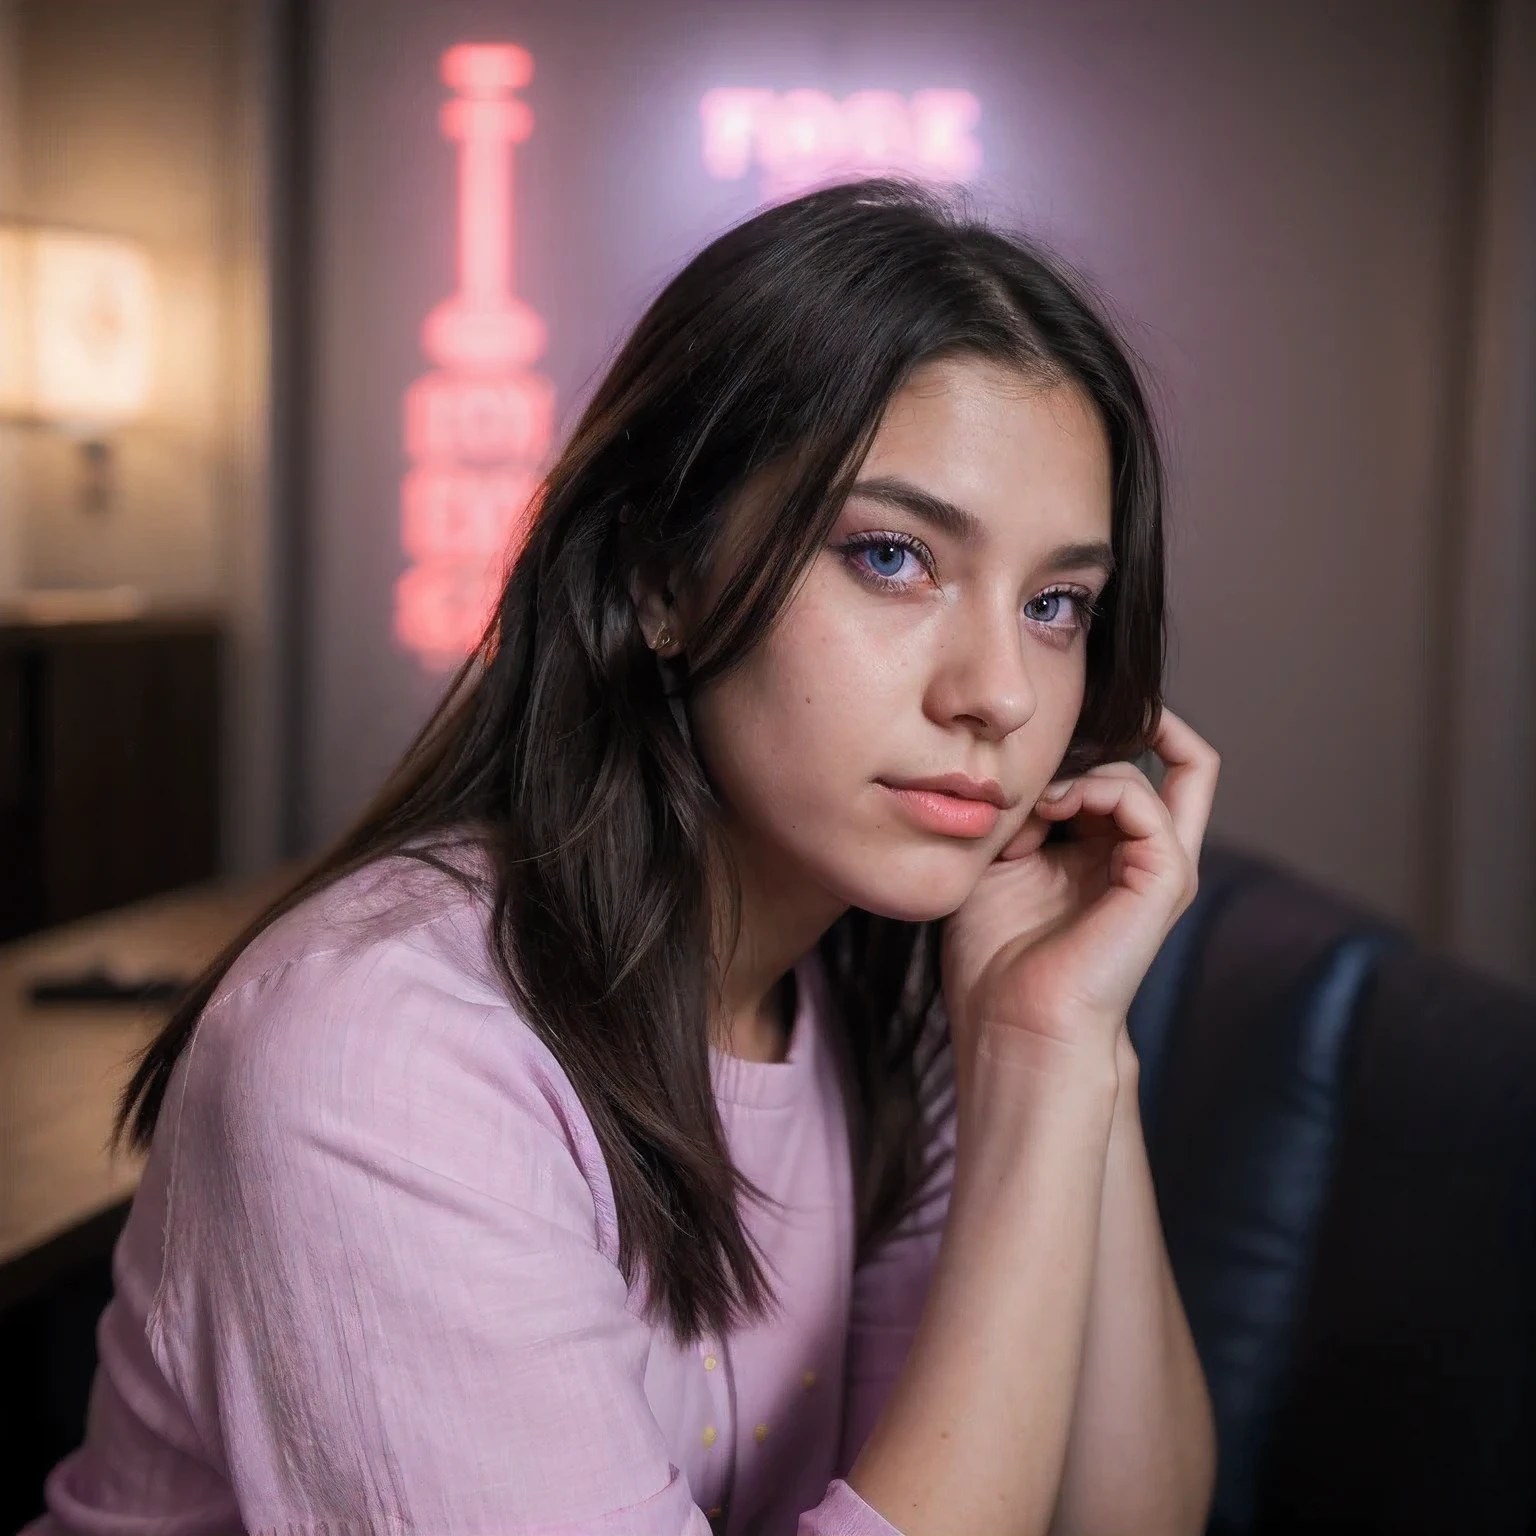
[0,222,156,428]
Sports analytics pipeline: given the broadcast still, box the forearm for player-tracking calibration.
[1051,1031,1215,1536]
[846,1025,1119,1536]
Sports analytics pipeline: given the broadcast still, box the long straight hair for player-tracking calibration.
[120,180,1167,1345]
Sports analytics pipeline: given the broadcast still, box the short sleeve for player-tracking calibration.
[151,942,713,1536]
[835,1018,957,1479]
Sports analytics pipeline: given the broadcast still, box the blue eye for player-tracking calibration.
[838,532,1100,634]
[866,543,913,579]
[1025,588,1097,631]
[839,531,930,591]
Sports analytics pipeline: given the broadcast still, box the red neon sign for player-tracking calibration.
[396,42,553,668]
[700,87,982,198]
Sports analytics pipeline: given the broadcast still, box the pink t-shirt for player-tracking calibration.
[26,854,955,1536]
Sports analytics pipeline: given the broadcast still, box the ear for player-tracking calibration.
[627,564,681,652]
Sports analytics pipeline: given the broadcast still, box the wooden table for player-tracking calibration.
[0,867,299,1310]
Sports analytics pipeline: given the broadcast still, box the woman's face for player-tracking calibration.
[682,354,1114,927]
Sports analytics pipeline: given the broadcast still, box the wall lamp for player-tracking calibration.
[0,221,156,512]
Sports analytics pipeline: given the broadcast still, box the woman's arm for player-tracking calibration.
[1050,1030,1215,1535]
[845,1025,1122,1536]
[848,711,1220,1536]
[835,1028,957,1481]
[837,1032,1213,1536]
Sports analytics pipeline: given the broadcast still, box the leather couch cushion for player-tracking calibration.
[1131,849,1399,1534]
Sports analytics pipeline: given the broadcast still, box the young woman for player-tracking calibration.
[31,179,1220,1536]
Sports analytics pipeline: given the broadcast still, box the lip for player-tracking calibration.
[877,780,1006,839]
[879,772,1013,809]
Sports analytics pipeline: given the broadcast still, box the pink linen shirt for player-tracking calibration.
[25,854,956,1536]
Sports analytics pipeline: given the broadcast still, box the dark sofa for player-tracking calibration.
[1131,843,1536,1535]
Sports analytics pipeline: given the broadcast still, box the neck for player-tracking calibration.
[708,821,846,1060]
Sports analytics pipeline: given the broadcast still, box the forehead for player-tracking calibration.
[860,356,1113,542]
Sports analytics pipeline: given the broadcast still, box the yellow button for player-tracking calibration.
[754,1422,769,1442]
[706,1508,723,1520]
[702,1425,718,1447]
[802,1369,817,1389]
[703,1354,718,1371]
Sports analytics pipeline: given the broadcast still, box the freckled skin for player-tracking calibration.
[683,358,1113,931]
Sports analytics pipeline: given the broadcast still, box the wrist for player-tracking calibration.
[952,1029,1119,1209]
[1113,1025,1141,1093]
[956,1019,1120,1147]
[971,1013,1124,1087]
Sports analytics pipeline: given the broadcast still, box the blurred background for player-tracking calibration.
[0,0,1533,1526]
[3,0,1531,981]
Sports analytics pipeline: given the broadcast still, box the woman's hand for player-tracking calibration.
[941,708,1220,1089]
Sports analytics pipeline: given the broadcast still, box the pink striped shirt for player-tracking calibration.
[26,854,955,1536]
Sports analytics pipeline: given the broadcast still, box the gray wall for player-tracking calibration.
[306,0,1532,980]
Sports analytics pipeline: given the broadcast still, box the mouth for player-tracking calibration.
[878,773,1013,809]
[876,779,1006,839]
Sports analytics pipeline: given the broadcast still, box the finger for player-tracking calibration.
[1147,707,1221,865]
[1034,769,1177,856]
[1035,761,1156,836]
[1001,763,1155,865]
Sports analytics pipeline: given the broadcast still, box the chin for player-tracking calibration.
[824,843,985,925]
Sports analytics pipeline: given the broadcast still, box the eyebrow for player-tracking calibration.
[847,475,1117,577]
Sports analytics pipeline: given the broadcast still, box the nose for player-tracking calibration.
[924,595,1038,742]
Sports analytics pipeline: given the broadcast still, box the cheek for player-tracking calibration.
[1033,656,1090,764]
[1053,659,1090,730]
[689,600,892,820]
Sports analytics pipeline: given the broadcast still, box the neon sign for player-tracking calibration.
[396,42,554,669]
[700,87,982,199]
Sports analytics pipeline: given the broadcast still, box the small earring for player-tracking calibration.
[652,624,672,652]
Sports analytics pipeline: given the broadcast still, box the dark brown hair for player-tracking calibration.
[119,179,1166,1344]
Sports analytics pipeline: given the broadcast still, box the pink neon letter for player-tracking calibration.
[841,90,913,169]
[397,42,555,671]
[700,86,983,195]
[758,88,845,193]
[421,43,544,372]
[700,88,774,179]
[909,89,982,180]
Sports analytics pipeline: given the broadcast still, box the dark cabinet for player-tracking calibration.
[0,615,221,941]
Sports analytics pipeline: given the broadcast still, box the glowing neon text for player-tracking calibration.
[396,42,553,668]
[700,87,981,197]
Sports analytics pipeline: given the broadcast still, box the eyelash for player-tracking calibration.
[836,530,1103,633]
